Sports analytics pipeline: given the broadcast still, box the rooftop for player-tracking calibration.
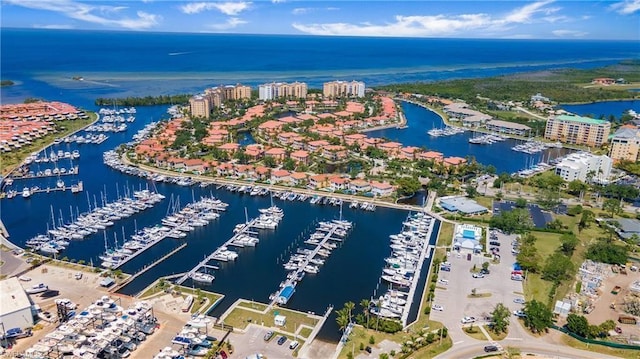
[554,114,609,126]
[0,277,32,315]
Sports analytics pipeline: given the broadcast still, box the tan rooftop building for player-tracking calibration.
[323,80,365,98]
[544,114,611,147]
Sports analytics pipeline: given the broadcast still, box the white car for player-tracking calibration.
[472,273,485,278]
[513,298,526,304]
[461,316,476,324]
[18,275,32,282]
[513,310,527,318]
[432,304,444,311]
[438,279,449,285]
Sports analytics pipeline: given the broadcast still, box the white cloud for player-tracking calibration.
[552,29,588,37]
[4,0,160,30]
[272,0,286,3]
[180,2,251,15]
[293,1,567,37]
[207,17,247,30]
[610,0,640,14]
[292,8,311,15]
[33,24,75,29]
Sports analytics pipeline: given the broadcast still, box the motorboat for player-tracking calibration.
[26,283,49,294]
[190,272,214,284]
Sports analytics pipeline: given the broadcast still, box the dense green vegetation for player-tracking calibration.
[566,313,616,339]
[95,94,192,107]
[378,61,640,103]
[1,80,14,87]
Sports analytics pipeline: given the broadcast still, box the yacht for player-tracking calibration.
[22,187,32,198]
[190,272,214,284]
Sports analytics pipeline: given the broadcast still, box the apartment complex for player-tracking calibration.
[323,80,365,98]
[189,84,251,118]
[189,95,210,119]
[258,82,307,100]
[554,152,612,183]
[609,127,640,162]
[544,114,610,147]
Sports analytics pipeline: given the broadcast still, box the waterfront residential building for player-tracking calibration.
[544,114,611,147]
[0,278,34,335]
[189,95,210,119]
[259,82,308,100]
[609,127,640,162]
[485,119,531,136]
[554,152,612,183]
[370,181,394,197]
[204,84,252,107]
[323,80,366,98]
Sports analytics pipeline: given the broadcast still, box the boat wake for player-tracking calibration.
[168,51,192,56]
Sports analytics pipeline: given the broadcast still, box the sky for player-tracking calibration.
[1,0,639,40]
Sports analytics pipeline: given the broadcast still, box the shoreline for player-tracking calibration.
[2,112,99,179]
[559,97,640,105]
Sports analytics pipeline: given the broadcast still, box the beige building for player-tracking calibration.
[544,114,610,147]
[323,80,365,98]
[259,82,308,100]
[191,84,251,117]
[609,127,640,162]
[189,95,210,119]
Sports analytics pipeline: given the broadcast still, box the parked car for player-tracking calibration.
[263,331,274,341]
[277,336,287,345]
[432,304,444,311]
[489,241,500,246]
[513,310,527,318]
[615,326,623,334]
[365,346,372,353]
[289,340,299,350]
[472,273,485,278]
[438,279,449,285]
[513,298,526,304]
[74,272,83,280]
[461,316,476,324]
[480,268,490,275]
[484,345,499,352]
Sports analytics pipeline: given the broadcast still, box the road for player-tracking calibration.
[437,339,622,359]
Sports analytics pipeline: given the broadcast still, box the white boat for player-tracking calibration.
[190,272,214,284]
[26,283,49,294]
[22,187,32,198]
[181,295,194,312]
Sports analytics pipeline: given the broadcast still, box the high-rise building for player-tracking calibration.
[258,82,308,100]
[203,84,252,108]
[189,95,210,119]
[609,127,640,162]
[323,80,365,98]
[544,114,610,147]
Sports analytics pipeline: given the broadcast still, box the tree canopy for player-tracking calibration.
[523,300,554,333]
[489,208,533,234]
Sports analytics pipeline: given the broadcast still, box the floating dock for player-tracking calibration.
[269,219,352,307]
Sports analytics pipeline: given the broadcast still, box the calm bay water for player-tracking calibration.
[561,100,640,121]
[2,29,639,341]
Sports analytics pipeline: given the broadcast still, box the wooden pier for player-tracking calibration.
[112,243,187,292]
[269,220,351,308]
[175,216,262,285]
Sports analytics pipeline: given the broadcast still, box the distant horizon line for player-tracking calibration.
[1,26,637,42]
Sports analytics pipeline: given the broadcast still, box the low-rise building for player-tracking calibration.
[0,278,34,335]
[370,181,394,197]
[554,152,612,183]
[485,119,531,136]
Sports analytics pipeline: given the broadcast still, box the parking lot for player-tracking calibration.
[430,229,525,343]
[228,324,301,359]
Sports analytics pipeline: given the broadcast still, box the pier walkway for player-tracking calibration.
[268,220,351,308]
[175,217,262,285]
[297,305,334,359]
[112,243,187,292]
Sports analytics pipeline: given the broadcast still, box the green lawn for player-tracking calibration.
[437,222,454,247]
[237,300,268,311]
[298,327,313,339]
[221,306,319,333]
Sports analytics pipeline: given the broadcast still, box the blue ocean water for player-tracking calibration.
[2,29,639,105]
[1,29,639,342]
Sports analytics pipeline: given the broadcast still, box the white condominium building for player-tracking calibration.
[554,152,612,183]
[323,80,365,98]
[258,82,308,100]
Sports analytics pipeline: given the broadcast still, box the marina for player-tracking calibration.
[270,216,353,307]
[4,181,84,199]
[468,133,507,145]
[372,211,436,326]
[175,205,284,285]
[100,194,229,269]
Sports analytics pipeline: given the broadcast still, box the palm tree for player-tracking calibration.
[360,299,371,328]
[344,301,355,324]
[335,308,350,331]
